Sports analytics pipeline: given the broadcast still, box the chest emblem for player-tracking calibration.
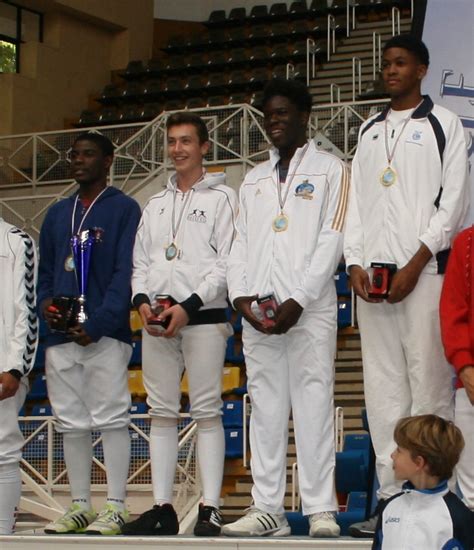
[295,180,315,200]
[187,209,207,223]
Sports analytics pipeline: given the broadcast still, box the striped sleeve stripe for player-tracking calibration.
[10,228,38,376]
[331,160,350,232]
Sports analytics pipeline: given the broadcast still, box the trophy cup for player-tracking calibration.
[70,227,103,324]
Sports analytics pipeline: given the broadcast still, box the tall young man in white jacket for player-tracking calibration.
[0,218,37,534]
[124,112,237,537]
[344,35,469,537]
[224,79,349,538]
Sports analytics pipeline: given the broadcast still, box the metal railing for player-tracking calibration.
[372,31,382,80]
[19,414,198,522]
[306,38,318,85]
[327,14,337,61]
[352,57,362,101]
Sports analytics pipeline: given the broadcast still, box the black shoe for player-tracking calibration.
[349,499,385,538]
[121,504,179,536]
[193,504,222,536]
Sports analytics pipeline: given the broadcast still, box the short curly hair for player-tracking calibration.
[383,34,430,66]
[261,78,312,114]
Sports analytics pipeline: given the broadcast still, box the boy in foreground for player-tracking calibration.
[372,415,473,550]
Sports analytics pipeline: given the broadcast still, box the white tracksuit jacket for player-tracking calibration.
[344,96,469,273]
[132,171,237,309]
[0,218,38,465]
[227,139,349,308]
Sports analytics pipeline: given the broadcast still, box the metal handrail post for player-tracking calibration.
[372,31,381,80]
[352,56,362,102]
[392,7,400,35]
[306,38,316,86]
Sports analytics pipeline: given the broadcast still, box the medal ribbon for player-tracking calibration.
[275,143,309,215]
[71,187,108,237]
[383,100,423,167]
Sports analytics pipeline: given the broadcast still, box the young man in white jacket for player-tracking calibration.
[0,218,38,534]
[344,34,469,537]
[224,78,349,538]
[124,112,237,537]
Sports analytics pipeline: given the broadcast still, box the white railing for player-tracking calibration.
[327,14,337,61]
[392,7,401,36]
[0,100,390,243]
[306,38,318,85]
[346,0,356,37]
[352,57,362,101]
[372,31,382,80]
[19,414,198,522]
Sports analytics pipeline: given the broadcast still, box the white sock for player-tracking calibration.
[63,431,92,510]
[196,417,224,509]
[150,418,178,505]
[102,427,130,510]
[0,463,21,535]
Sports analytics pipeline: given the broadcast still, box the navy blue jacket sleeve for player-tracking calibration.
[83,199,141,341]
[443,492,474,550]
[37,208,56,312]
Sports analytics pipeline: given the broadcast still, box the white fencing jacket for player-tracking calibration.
[227,140,349,309]
[344,96,469,274]
[132,172,237,312]
[0,218,38,377]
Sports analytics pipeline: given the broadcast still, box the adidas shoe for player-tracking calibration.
[44,504,96,534]
[221,507,291,537]
[348,499,384,538]
[120,503,179,536]
[85,503,129,535]
[193,504,222,536]
[309,511,340,537]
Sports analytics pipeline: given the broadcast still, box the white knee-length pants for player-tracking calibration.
[242,300,338,516]
[142,323,232,419]
[455,388,474,510]
[0,380,28,466]
[357,273,455,500]
[46,337,132,432]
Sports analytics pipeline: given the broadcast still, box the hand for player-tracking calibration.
[67,325,93,346]
[387,264,420,304]
[138,303,165,337]
[0,372,20,400]
[349,265,382,303]
[233,295,267,334]
[42,298,63,329]
[270,298,303,334]
[459,366,474,405]
[159,305,190,338]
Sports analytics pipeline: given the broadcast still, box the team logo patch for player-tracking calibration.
[372,134,379,140]
[159,207,165,215]
[187,209,207,223]
[411,130,422,140]
[295,180,315,200]
[255,188,262,196]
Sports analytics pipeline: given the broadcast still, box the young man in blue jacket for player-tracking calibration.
[37,132,141,535]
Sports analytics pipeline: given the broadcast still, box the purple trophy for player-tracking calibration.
[70,228,103,324]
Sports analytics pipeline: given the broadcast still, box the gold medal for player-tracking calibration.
[64,254,75,271]
[165,243,178,261]
[272,213,289,232]
[380,166,397,187]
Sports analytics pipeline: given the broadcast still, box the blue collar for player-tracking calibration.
[402,479,448,495]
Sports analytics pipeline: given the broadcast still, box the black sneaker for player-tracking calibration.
[121,504,179,536]
[193,504,222,536]
[349,499,385,538]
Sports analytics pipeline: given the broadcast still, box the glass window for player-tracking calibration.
[0,39,17,73]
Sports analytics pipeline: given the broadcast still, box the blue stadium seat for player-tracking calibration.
[222,400,244,428]
[335,271,351,297]
[346,491,367,511]
[337,299,351,328]
[225,336,245,364]
[286,512,309,535]
[224,427,243,458]
[344,433,371,454]
[336,450,369,494]
[27,373,47,400]
[31,404,52,416]
[130,402,148,414]
[129,340,142,367]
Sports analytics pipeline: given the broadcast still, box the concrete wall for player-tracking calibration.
[0,0,154,135]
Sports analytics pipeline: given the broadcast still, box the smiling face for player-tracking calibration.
[381,47,427,103]
[263,95,309,160]
[70,140,112,186]
[167,123,209,177]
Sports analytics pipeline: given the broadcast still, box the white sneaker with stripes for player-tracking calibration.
[309,511,340,537]
[222,508,291,537]
[44,504,97,534]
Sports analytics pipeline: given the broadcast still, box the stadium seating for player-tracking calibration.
[222,400,244,428]
[224,427,243,458]
[27,373,48,401]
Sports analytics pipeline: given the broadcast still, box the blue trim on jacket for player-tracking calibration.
[37,186,141,347]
